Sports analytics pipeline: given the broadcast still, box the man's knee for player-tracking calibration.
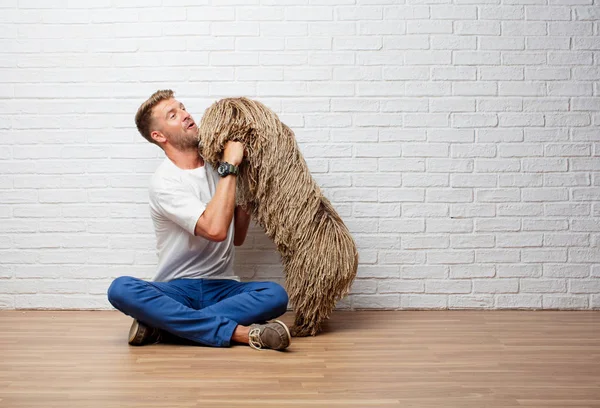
[264,282,289,315]
[107,276,137,309]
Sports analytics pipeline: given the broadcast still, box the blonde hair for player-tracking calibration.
[134,89,174,144]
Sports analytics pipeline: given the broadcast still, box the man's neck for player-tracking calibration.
[165,147,204,170]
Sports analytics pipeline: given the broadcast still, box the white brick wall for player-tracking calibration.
[1,0,599,311]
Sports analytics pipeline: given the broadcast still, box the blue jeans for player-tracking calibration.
[107,276,289,347]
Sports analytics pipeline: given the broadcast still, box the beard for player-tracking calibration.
[169,130,198,151]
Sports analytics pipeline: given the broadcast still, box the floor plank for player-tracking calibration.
[0,311,599,408]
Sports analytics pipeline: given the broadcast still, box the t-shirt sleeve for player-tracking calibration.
[150,182,207,236]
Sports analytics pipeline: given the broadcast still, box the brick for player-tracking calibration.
[574,6,600,20]
[451,174,496,188]
[403,143,448,157]
[430,99,475,115]
[431,35,476,50]
[401,295,447,309]
[498,265,542,278]
[478,98,522,112]
[476,249,520,263]
[427,189,473,203]
[379,219,425,233]
[350,280,377,295]
[336,6,382,20]
[450,265,495,278]
[569,249,600,263]
[522,249,567,263]
[545,203,590,216]
[527,37,570,51]
[449,295,494,309]
[357,265,400,279]
[406,82,452,97]
[496,295,542,309]
[383,67,429,80]
[570,279,600,294]
[525,6,570,20]
[477,189,520,203]
[450,204,495,218]
[476,219,520,232]
[380,250,424,265]
[403,174,448,187]
[403,204,448,218]
[543,296,589,309]
[524,129,568,142]
[473,279,518,294]
[426,280,471,294]
[451,234,495,249]
[428,158,473,172]
[477,160,521,173]
[523,97,569,111]
[453,114,498,128]
[310,22,354,36]
[522,158,568,172]
[405,51,451,65]
[359,21,405,35]
[379,188,424,203]
[403,236,449,250]
[403,266,447,279]
[378,280,424,294]
[545,233,590,247]
[502,21,546,36]
[15,295,111,310]
[427,250,474,264]
[407,20,452,34]
[544,264,589,278]
[378,158,423,172]
[523,219,569,231]
[522,188,568,202]
[499,81,545,96]
[456,21,500,35]
[548,82,593,96]
[453,82,497,96]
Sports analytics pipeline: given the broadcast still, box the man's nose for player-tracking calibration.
[182,110,191,121]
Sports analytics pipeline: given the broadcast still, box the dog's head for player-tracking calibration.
[197,97,280,168]
[197,97,284,207]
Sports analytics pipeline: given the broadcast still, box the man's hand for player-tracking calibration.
[223,141,244,167]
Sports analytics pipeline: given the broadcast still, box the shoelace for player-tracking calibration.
[248,327,264,350]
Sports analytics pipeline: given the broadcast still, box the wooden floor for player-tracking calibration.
[1,311,599,408]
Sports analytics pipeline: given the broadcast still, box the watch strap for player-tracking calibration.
[220,162,239,176]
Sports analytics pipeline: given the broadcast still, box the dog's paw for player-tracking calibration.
[290,324,319,337]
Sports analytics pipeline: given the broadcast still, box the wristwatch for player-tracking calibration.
[217,162,239,177]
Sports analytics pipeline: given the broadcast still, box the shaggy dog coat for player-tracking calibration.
[197,97,359,337]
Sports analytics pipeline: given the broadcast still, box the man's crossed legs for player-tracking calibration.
[107,277,291,350]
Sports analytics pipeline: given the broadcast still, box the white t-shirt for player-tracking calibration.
[148,157,238,282]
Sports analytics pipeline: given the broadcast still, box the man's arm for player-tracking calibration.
[193,141,244,242]
[233,205,252,246]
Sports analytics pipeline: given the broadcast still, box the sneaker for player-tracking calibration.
[128,319,161,346]
[248,320,291,351]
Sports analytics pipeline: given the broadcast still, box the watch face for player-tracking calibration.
[218,163,228,176]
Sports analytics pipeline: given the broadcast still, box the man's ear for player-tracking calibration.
[150,130,167,145]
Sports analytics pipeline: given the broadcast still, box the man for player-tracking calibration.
[107,90,291,351]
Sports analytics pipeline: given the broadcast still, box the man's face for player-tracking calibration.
[151,98,198,150]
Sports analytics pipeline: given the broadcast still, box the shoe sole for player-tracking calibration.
[273,319,292,349]
[128,319,143,346]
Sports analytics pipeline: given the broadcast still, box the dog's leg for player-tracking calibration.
[285,215,358,337]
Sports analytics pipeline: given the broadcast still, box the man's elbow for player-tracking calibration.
[210,228,228,242]
[194,224,228,242]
